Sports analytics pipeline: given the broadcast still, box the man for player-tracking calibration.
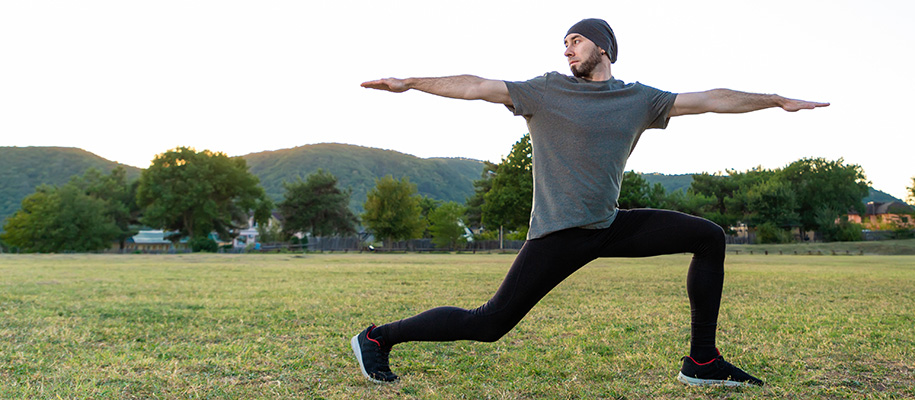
[352,18,828,387]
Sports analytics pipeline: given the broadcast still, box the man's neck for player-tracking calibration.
[585,61,613,82]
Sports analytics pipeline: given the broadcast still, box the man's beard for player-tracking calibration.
[571,49,603,79]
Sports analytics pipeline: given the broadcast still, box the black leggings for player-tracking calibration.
[378,209,725,354]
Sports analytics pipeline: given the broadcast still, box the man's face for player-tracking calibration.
[564,33,603,79]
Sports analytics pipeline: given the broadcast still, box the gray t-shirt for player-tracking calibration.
[504,72,677,239]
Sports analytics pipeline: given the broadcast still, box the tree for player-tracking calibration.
[417,195,442,239]
[1,184,120,252]
[619,171,715,214]
[278,169,358,238]
[362,175,425,247]
[481,134,533,234]
[689,168,774,233]
[464,160,497,230]
[745,178,800,243]
[908,177,915,205]
[618,171,653,209]
[656,189,716,216]
[745,178,800,228]
[689,172,742,232]
[136,147,273,244]
[256,219,287,243]
[428,201,467,250]
[778,157,869,233]
[74,166,141,250]
[1,167,138,253]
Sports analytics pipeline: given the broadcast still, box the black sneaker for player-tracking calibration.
[677,351,764,387]
[351,324,398,383]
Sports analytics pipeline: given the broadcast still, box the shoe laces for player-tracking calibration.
[371,342,393,372]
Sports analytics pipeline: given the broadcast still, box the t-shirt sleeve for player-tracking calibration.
[643,85,677,130]
[504,73,550,117]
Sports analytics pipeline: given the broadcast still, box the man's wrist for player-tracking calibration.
[402,78,422,91]
[770,94,786,108]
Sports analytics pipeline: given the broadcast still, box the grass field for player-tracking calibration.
[1,253,913,399]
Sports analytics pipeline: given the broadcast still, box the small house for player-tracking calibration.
[847,201,915,230]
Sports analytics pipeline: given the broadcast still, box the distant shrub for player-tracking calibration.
[834,222,865,242]
[189,236,218,253]
[756,222,794,244]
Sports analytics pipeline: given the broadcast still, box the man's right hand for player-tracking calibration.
[361,78,409,93]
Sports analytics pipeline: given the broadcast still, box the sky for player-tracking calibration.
[2,1,913,201]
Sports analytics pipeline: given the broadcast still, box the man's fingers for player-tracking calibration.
[361,78,407,92]
[785,99,830,112]
[361,80,388,89]
[802,101,830,108]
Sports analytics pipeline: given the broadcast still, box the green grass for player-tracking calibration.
[1,253,913,399]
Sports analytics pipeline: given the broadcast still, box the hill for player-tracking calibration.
[864,187,905,204]
[0,144,483,227]
[0,147,142,226]
[639,172,694,193]
[241,143,484,213]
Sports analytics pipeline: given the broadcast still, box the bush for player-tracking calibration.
[834,221,864,242]
[189,236,218,253]
[505,226,529,241]
[474,230,499,241]
[756,222,794,244]
[820,217,864,242]
[473,227,527,241]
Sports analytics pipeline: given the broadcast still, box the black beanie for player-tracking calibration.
[566,18,618,64]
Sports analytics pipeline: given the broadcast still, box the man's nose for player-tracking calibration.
[564,46,573,57]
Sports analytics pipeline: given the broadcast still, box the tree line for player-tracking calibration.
[2,141,914,253]
[0,147,470,253]
[461,134,913,244]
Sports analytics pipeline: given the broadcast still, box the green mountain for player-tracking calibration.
[0,144,484,227]
[0,147,143,227]
[639,172,694,193]
[863,188,905,204]
[242,143,484,213]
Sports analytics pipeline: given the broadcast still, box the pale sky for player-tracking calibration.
[2,1,913,201]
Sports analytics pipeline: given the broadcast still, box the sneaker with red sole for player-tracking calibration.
[677,351,764,387]
[351,324,398,383]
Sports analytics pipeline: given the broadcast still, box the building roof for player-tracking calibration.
[865,201,915,216]
[130,230,172,244]
[128,230,192,244]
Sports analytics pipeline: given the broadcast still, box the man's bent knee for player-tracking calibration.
[693,218,726,259]
[467,313,520,343]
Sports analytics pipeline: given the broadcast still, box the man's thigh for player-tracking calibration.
[591,209,724,258]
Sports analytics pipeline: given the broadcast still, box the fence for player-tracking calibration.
[294,237,527,253]
[96,237,524,254]
[306,236,365,252]
[727,229,915,244]
[863,229,915,241]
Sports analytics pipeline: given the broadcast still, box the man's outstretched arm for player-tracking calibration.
[361,75,512,106]
[670,89,829,117]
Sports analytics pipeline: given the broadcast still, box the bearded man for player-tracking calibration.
[352,18,828,387]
